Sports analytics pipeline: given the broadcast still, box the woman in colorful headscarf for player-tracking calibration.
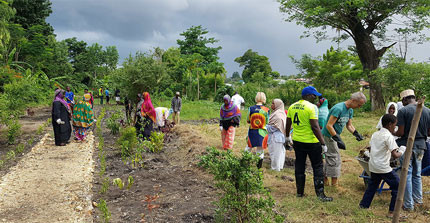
[220,95,241,150]
[52,89,72,146]
[267,99,287,171]
[317,97,329,129]
[141,92,156,140]
[245,92,269,168]
[72,93,95,141]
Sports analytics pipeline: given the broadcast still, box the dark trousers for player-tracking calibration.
[100,96,104,105]
[359,170,399,212]
[293,141,324,179]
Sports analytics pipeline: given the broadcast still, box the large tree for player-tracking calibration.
[0,0,14,61]
[11,0,53,35]
[278,0,430,110]
[234,49,274,83]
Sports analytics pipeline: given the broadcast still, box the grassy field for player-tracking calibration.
[169,100,430,223]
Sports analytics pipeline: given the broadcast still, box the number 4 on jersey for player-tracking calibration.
[293,113,300,125]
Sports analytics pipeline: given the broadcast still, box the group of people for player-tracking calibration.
[52,88,95,146]
[219,86,429,216]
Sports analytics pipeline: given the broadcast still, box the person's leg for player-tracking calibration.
[268,143,278,170]
[221,128,227,149]
[256,146,264,168]
[279,143,286,170]
[411,150,423,206]
[400,155,414,210]
[308,143,332,201]
[293,141,307,197]
[226,126,235,149]
[323,136,341,185]
[177,112,180,124]
[360,173,383,208]
[382,170,400,212]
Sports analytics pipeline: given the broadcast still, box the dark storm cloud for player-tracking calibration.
[48,0,429,76]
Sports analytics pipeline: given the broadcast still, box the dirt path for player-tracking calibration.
[0,132,95,223]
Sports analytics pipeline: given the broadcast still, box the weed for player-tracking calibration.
[7,119,21,145]
[100,177,110,194]
[199,147,284,223]
[98,199,111,223]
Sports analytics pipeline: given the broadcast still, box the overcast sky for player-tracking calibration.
[47,0,430,76]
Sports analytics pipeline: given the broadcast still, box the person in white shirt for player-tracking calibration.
[359,114,406,217]
[231,92,245,110]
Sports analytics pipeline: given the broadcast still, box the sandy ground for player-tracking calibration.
[0,132,95,223]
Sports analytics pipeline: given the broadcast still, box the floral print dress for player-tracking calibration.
[247,105,270,149]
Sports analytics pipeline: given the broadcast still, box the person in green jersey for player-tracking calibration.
[321,92,366,187]
[285,86,332,202]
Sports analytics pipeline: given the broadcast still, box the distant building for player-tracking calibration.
[274,79,286,85]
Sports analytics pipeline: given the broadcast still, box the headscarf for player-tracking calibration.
[53,89,71,113]
[376,102,398,129]
[72,97,95,128]
[83,93,92,102]
[141,92,156,122]
[268,99,287,135]
[220,94,241,120]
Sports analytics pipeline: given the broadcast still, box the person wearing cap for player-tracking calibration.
[285,86,333,202]
[322,92,366,187]
[171,92,182,124]
[394,89,430,211]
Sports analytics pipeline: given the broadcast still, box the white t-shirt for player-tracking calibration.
[369,127,398,173]
[231,94,244,109]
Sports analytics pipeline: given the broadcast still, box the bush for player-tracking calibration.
[199,147,284,223]
[7,119,21,145]
[142,131,165,153]
[106,111,121,135]
[117,126,137,161]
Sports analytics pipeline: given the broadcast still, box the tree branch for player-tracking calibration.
[377,42,397,58]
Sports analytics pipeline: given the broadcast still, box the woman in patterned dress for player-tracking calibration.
[220,95,241,150]
[72,93,95,141]
[245,92,269,168]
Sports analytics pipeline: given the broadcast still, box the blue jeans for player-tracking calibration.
[400,148,425,209]
[359,170,399,212]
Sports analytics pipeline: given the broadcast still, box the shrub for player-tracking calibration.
[7,119,21,145]
[106,111,121,135]
[142,131,165,153]
[199,147,284,223]
[117,126,137,161]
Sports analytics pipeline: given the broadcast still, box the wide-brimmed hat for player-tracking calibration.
[400,89,415,99]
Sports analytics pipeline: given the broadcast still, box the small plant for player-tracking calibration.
[100,177,110,194]
[112,178,124,190]
[0,159,4,168]
[127,176,134,189]
[6,150,15,160]
[141,194,160,223]
[106,111,121,135]
[98,199,111,223]
[36,124,44,135]
[16,144,25,154]
[28,137,34,146]
[142,131,164,153]
[199,147,284,223]
[7,119,21,145]
[100,152,106,176]
[117,126,137,161]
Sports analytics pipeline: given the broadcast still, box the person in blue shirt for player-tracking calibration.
[105,88,110,105]
[65,86,75,108]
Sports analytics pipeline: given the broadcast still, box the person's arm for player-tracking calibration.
[346,119,355,133]
[285,118,292,137]
[391,148,404,159]
[395,125,404,137]
[178,98,182,111]
[325,115,338,137]
[310,119,325,145]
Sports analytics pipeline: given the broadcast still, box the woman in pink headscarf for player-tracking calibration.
[140,92,156,140]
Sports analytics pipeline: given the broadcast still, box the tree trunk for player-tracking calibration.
[351,26,391,111]
[197,70,200,101]
[214,73,217,98]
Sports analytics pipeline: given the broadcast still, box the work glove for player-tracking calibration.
[353,130,364,141]
[331,134,346,150]
[56,119,65,125]
[284,136,293,151]
[322,144,328,153]
[397,146,406,155]
[285,136,293,145]
[220,126,223,131]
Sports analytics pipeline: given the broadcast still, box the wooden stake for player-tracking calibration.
[392,97,425,223]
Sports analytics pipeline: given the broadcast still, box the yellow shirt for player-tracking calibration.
[287,100,319,143]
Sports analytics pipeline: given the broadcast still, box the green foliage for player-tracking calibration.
[98,199,111,223]
[117,126,138,161]
[7,119,21,144]
[15,144,25,154]
[106,111,121,135]
[234,49,275,84]
[142,131,164,153]
[127,176,134,190]
[199,147,284,223]
[100,177,110,194]
[6,150,15,160]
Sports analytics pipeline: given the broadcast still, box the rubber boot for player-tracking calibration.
[295,175,306,197]
[314,178,333,202]
[257,159,263,169]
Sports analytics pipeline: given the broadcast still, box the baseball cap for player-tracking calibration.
[302,86,322,97]
[400,89,414,99]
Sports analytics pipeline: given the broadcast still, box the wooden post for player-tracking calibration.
[392,98,425,223]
